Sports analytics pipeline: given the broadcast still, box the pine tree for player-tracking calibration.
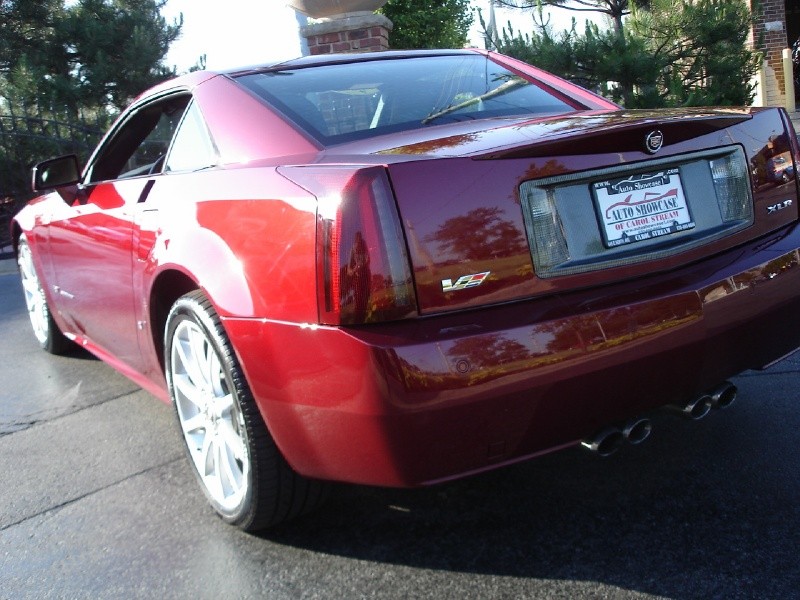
[379,0,474,49]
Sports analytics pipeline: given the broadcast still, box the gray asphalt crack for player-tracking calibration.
[0,388,146,438]
[0,456,183,532]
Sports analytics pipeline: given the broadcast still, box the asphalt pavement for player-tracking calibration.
[0,256,15,275]
[0,241,14,274]
[2,252,800,598]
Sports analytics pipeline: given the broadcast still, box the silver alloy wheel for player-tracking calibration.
[170,319,250,511]
[18,238,50,345]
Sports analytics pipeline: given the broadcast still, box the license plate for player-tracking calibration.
[592,168,695,248]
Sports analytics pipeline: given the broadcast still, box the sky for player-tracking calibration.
[161,1,590,73]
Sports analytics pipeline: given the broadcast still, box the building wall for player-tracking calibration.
[751,0,789,106]
[301,14,392,55]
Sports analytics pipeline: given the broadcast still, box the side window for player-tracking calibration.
[165,101,218,173]
[85,95,191,183]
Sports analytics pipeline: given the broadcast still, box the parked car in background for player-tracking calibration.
[767,152,796,183]
[12,49,800,530]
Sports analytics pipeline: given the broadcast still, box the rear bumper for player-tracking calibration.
[224,223,800,487]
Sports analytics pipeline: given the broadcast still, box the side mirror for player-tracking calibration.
[32,155,81,192]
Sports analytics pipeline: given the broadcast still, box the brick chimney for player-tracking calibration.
[301,12,393,54]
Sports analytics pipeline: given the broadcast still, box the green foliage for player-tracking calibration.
[57,0,182,110]
[493,0,632,36]
[489,0,759,108]
[0,0,181,204]
[486,10,659,106]
[0,107,108,201]
[1,0,182,114]
[628,0,759,106]
[380,0,474,49]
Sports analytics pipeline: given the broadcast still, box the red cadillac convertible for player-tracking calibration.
[12,49,800,530]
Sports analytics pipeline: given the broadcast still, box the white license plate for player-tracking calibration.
[592,168,695,248]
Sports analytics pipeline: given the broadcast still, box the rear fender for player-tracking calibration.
[149,227,254,318]
[140,168,319,325]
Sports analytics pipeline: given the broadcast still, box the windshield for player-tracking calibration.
[235,54,576,145]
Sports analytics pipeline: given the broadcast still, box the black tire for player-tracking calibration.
[164,290,327,530]
[17,234,72,355]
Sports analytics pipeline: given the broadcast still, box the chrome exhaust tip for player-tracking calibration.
[710,381,737,410]
[581,427,624,457]
[669,394,713,420]
[622,417,653,445]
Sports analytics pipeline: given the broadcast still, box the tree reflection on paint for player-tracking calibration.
[425,206,527,261]
[340,230,371,323]
[448,334,531,369]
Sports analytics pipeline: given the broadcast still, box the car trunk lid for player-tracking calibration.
[382,108,799,314]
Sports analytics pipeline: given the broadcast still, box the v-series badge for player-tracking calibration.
[442,271,491,292]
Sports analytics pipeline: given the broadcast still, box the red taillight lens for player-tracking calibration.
[278,166,417,325]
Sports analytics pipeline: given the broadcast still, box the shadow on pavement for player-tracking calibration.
[257,388,799,598]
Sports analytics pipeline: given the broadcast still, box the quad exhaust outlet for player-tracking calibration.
[622,417,653,445]
[669,381,737,419]
[709,381,737,410]
[581,416,653,457]
[669,393,713,420]
[581,427,625,457]
[582,381,737,456]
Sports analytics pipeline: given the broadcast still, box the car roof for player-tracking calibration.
[142,49,484,100]
[129,50,488,117]
[221,48,483,76]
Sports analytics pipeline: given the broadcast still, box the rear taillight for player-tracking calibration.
[709,153,752,223]
[524,186,570,276]
[278,165,417,325]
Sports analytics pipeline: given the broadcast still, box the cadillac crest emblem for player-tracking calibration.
[645,130,664,154]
